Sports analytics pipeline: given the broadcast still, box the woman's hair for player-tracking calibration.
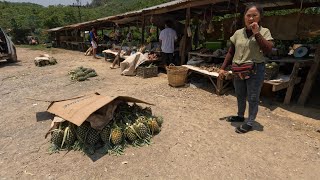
[244,3,264,17]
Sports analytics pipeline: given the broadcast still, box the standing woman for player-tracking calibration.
[89,26,99,59]
[219,3,274,133]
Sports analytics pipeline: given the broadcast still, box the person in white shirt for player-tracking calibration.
[159,20,177,65]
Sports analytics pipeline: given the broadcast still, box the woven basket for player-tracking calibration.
[265,65,279,80]
[137,66,158,78]
[166,64,189,87]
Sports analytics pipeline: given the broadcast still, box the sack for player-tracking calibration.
[232,63,255,80]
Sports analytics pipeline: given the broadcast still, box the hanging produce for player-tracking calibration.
[149,16,157,34]
[206,7,215,34]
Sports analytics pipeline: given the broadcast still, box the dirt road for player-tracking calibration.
[0,47,319,179]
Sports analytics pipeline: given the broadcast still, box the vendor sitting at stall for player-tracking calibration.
[159,20,177,66]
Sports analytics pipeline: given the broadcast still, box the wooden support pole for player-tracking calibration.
[181,7,191,65]
[157,27,159,41]
[284,62,301,105]
[141,16,145,45]
[298,45,320,105]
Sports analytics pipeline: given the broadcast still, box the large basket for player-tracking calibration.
[265,65,279,80]
[166,65,189,87]
[137,66,158,78]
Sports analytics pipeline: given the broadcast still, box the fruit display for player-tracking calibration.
[68,66,97,81]
[197,63,231,73]
[265,62,279,69]
[147,53,158,61]
[48,102,163,155]
[265,62,280,80]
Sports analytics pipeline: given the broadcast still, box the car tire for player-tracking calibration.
[7,46,17,63]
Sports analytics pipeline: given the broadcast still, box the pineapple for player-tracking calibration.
[142,107,152,116]
[77,76,87,81]
[155,116,164,127]
[86,127,100,145]
[100,124,112,143]
[124,125,138,142]
[147,118,160,135]
[110,125,123,145]
[76,121,90,143]
[51,124,64,146]
[61,124,76,148]
[136,116,151,134]
[134,122,149,139]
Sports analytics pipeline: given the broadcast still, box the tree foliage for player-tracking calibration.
[0,0,171,42]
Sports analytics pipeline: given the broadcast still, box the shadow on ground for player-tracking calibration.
[0,60,21,68]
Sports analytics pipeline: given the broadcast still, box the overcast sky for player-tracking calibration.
[3,0,92,6]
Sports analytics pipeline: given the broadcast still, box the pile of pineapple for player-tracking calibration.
[49,102,163,155]
[68,66,97,81]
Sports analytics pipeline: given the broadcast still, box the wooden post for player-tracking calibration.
[298,45,320,105]
[56,32,60,47]
[284,62,301,105]
[141,16,145,45]
[181,7,191,65]
[157,27,159,41]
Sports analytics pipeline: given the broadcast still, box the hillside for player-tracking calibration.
[0,0,171,30]
[0,0,171,42]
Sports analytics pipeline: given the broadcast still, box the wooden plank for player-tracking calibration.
[298,45,320,105]
[284,62,300,105]
[183,65,219,77]
[264,78,301,92]
[266,58,314,63]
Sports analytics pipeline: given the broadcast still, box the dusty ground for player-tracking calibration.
[0,47,320,180]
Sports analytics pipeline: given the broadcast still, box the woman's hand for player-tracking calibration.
[250,22,260,35]
[218,69,226,80]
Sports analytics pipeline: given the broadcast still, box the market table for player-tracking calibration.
[102,49,129,60]
[264,57,315,104]
[183,65,232,95]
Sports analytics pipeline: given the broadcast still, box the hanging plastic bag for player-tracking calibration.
[187,26,192,37]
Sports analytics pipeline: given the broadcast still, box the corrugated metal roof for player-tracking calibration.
[47,27,65,32]
[48,0,320,32]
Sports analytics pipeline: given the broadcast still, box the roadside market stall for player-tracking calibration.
[47,0,320,106]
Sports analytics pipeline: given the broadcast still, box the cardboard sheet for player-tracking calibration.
[47,92,152,127]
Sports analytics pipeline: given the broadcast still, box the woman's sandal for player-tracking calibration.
[226,116,245,122]
[235,124,253,134]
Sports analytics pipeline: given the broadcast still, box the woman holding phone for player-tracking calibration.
[219,3,274,133]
